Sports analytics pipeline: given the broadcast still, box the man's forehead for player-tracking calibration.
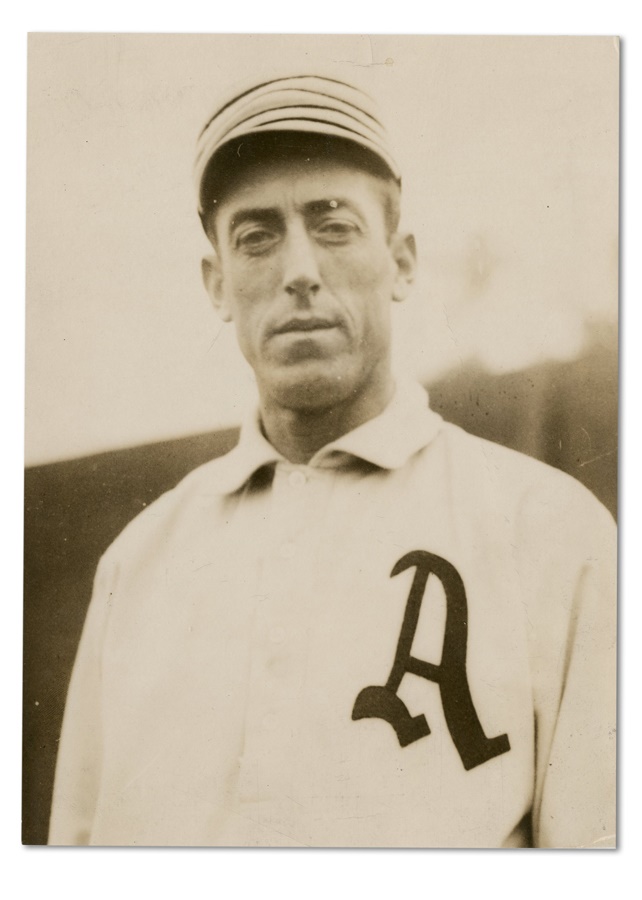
[219,158,383,218]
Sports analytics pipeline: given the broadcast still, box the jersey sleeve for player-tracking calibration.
[47,553,117,845]
[531,496,617,848]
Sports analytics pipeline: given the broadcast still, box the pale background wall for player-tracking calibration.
[25,34,618,466]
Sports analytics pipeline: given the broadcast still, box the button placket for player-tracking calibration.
[237,463,327,814]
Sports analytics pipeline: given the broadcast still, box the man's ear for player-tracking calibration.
[201,254,232,322]
[390,232,417,303]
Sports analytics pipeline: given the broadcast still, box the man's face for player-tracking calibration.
[203,157,415,411]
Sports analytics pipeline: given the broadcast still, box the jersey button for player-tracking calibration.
[288,470,307,487]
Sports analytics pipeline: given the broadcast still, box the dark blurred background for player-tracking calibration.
[23,328,617,845]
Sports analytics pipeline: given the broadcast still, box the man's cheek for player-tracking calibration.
[336,252,391,293]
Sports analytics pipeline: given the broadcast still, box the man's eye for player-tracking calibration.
[316,220,358,242]
[235,229,277,253]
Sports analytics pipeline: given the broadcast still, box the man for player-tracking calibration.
[48,75,616,848]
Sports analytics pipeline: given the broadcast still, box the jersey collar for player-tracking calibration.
[208,379,443,495]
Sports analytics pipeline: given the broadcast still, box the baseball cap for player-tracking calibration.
[195,74,401,217]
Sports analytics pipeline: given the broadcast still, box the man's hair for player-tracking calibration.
[200,131,401,244]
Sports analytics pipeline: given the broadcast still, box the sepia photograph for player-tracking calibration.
[23,33,618,849]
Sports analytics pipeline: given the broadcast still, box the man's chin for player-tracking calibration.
[265,365,355,412]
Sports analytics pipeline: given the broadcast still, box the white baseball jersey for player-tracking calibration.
[48,380,616,848]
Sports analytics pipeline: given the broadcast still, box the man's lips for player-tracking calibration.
[272,317,339,336]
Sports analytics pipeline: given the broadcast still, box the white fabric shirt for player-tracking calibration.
[49,381,616,848]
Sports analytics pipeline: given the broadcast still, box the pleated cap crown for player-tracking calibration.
[195,74,401,216]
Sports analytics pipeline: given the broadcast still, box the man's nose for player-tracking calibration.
[282,222,321,301]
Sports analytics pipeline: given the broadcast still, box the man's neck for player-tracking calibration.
[259,375,395,464]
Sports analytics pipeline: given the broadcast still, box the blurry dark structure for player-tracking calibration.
[428,327,617,520]
[23,330,617,844]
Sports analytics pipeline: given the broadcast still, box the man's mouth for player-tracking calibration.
[273,317,338,336]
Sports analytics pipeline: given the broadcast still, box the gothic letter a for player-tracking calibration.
[352,551,510,771]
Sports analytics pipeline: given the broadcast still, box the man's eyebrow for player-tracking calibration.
[228,208,282,234]
[227,198,363,238]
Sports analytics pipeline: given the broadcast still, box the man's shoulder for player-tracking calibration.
[434,419,614,529]
[102,450,238,564]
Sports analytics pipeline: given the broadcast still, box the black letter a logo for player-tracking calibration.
[352,551,510,771]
